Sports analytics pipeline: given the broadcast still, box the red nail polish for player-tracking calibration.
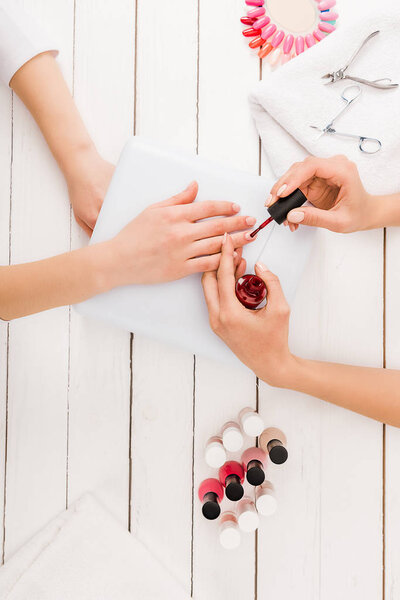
[242,27,262,37]
[259,427,288,464]
[240,16,256,25]
[198,478,224,520]
[241,447,268,486]
[235,275,267,309]
[219,461,245,501]
[249,36,264,48]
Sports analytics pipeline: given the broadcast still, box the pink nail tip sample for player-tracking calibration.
[247,6,265,18]
[305,33,316,47]
[253,15,270,29]
[295,36,305,54]
[271,30,284,48]
[282,53,292,64]
[320,10,339,20]
[283,34,294,54]
[318,0,336,9]
[268,47,281,65]
[319,21,335,32]
[313,29,325,41]
[261,23,277,40]
[245,0,264,5]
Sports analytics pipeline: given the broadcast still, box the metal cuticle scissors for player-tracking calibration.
[322,30,399,90]
[310,85,382,154]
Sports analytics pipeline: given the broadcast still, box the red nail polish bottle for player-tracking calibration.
[219,461,245,501]
[235,275,267,309]
[241,447,268,486]
[198,478,224,520]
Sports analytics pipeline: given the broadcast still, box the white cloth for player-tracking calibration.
[250,3,400,195]
[0,495,192,600]
[0,0,58,86]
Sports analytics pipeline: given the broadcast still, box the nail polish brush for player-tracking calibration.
[250,188,307,237]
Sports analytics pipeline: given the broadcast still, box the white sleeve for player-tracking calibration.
[0,0,59,87]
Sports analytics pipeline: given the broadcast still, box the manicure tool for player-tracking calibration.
[310,85,382,154]
[322,30,399,89]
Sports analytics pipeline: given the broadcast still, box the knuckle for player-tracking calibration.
[333,154,349,163]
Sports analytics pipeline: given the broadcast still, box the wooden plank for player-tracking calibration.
[258,215,383,595]
[385,226,400,598]
[192,1,260,598]
[0,84,12,560]
[67,0,135,526]
[3,0,73,559]
[129,0,197,592]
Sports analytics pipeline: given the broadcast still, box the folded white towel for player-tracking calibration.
[0,495,192,600]
[250,3,400,195]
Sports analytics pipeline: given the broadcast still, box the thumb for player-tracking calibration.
[287,206,340,231]
[156,181,198,208]
[254,262,288,311]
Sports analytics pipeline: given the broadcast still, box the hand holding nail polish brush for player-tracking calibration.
[250,187,307,238]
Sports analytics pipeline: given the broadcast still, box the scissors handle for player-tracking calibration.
[342,74,398,89]
[325,128,382,154]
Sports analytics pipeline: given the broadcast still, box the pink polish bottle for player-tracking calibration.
[241,447,268,486]
[259,427,288,464]
[237,497,260,532]
[255,481,277,516]
[221,421,244,452]
[205,435,227,469]
[219,512,241,549]
[239,407,264,437]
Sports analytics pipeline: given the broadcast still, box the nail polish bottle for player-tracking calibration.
[235,275,267,310]
[237,497,260,532]
[205,436,227,469]
[219,511,241,550]
[259,427,288,464]
[241,447,268,486]
[221,421,244,452]
[198,478,224,520]
[255,481,277,516]
[239,407,264,437]
[219,461,245,501]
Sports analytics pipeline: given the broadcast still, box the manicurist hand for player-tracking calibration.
[202,233,296,387]
[108,182,255,286]
[267,155,373,233]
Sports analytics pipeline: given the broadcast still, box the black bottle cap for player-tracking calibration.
[269,443,288,465]
[267,188,307,225]
[202,500,221,520]
[246,460,266,486]
[225,474,244,501]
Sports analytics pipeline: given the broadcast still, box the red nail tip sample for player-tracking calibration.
[242,27,262,37]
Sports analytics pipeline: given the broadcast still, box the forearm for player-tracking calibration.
[284,356,400,426]
[9,52,94,179]
[0,242,116,320]
[366,193,400,229]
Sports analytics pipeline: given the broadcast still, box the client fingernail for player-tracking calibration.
[288,211,304,223]
[223,232,228,243]
[245,232,255,240]
[232,203,240,212]
[277,184,287,196]
[246,216,256,226]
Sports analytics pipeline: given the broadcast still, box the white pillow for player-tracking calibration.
[75,137,315,365]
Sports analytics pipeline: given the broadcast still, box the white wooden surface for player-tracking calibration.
[0,1,397,598]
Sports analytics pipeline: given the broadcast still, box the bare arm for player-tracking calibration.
[202,234,400,428]
[10,51,113,234]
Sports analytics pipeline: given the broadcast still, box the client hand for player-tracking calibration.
[267,155,373,233]
[202,233,295,387]
[107,182,256,286]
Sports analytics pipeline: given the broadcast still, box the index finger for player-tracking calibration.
[184,200,241,221]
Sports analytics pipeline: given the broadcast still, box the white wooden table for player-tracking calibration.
[1,1,399,598]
